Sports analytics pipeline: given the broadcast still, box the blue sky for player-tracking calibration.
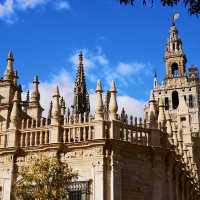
[0,0,199,116]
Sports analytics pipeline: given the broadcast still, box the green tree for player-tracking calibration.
[119,0,200,16]
[15,156,77,200]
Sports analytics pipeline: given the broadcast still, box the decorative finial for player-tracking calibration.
[7,50,14,61]
[154,69,157,78]
[171,13,180,26]
[33,75,39,83]
[96,80,103,92]
[26,90,30,102]
[110,80,117,92]
[53,85,60,97]
[109,80,118,120]
[95,80,104,120]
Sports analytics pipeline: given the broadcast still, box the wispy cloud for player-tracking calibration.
[16,0,47,10]
[0,0,15,23]
[69,47,153,93]
[70,48,109,71]
[54,0,71,11]
[0,0,71,23]
[116,62,145,76]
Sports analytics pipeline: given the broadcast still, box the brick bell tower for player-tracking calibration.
[164,18,187,80]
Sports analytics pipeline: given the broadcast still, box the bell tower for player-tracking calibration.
[164,20,187,79]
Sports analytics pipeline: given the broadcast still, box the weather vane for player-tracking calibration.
[171,12,180,25]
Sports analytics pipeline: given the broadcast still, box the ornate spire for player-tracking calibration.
[109,80,118,120]
[153,71,158,88]
[27,75,43,119]
[30,75,40,103]
[72,52,90,115]
[165,20,186,79]
[48,101,53,119]
[51,86,61,124]
[104,90,110,120]
[95,80,103,120]
[149,91,157,123]
[120,107,128,123]
[60,97,66,116]
[10,90,20,129]
[13,70,18,85]
[3,50,15,81]
[157,98,166,129]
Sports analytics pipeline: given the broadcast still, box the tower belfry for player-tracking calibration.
[165,18,187,79]
[72,52,90,115]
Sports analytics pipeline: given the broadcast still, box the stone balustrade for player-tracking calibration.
[0,116,161,148]
[62,124,95,143]
[19,129,50,147]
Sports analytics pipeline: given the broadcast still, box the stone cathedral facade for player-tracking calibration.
[0,22,200,200]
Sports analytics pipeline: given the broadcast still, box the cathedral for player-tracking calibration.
[0,21,200,200]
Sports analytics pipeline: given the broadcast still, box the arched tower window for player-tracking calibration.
[172,91,179,109]
[171,63,179,78]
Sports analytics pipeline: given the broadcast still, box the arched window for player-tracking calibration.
[173,43,175,51]
[165,97,169,110]
[189,95,193,108]
[172,91,179,109]
[171,63,179,77]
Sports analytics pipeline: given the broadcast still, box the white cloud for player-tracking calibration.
[117,96,144,118]
[54,0,70,11]
[0,0,14,23]
[0,0,71,23]
[16,0,47,10]
[116,62,145,76]
[70,48,109,71]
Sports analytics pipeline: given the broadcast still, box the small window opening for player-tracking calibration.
[165,97,169,110]
[173,43,175,50]
[171,63,179,78]
[184,95,186,102]
[181,117,186,121]
[172,91,179,109]
[189,95,194,108]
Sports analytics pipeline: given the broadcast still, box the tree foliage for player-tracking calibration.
[119,0,200,16]
[15,156,77,200]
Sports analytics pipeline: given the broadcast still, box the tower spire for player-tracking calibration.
[153,70,158,88]
[165,17,187,79]
[72,52,90,115]
[26,75,43,119]
[30,75,40,103]
[3,50,15,81]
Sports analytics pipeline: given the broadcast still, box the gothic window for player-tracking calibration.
[165,97,169,110]
[189,95,194,108]
[172,91,179,109]
[171,63,179,77]
[68,181,89,200]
